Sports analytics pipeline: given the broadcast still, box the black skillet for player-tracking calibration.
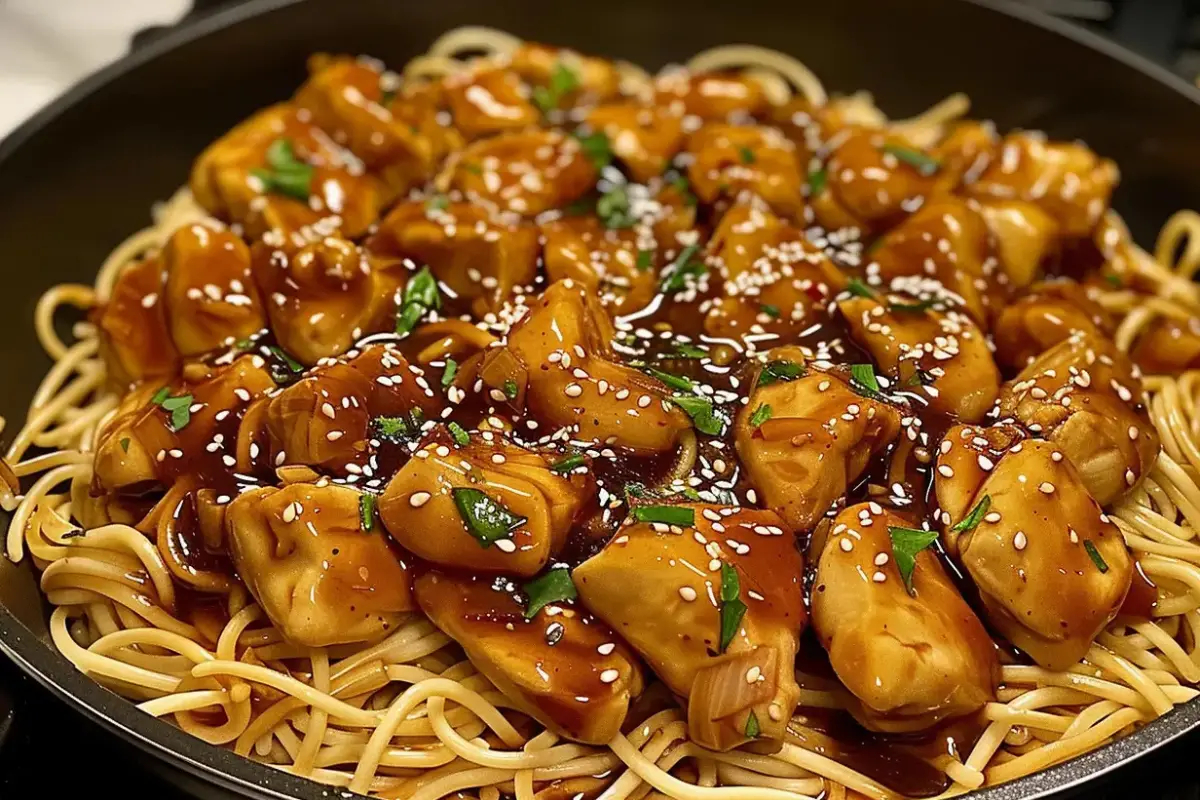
[1,0,1199,797]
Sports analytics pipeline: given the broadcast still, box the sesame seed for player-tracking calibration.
[565,383,583,398]
[600,669,620,684]
[978,455,994,471]
[768,703,784,721]
[840,538,853,552]
[410,491,431,507]
[745,666,762,684]
[1014,531,1028,550]
[874,552,889,566]
[1038,482,1054,494]
[321,403,336,419]
[984,512,1001,523]
[679,586,697,601]
[222,455,236,467]
[872,571,886,583]
[937,464,954,478]
[282,503,298,523]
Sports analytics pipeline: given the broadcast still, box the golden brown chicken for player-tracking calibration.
[477,280,693,454]
[812,503,998,732]
[992,280,1113,370]
[685,124,806,219]
[540,215,661,316]
[997,332,1159,505]
[415,570,642,744]
[735,351,903,532]
[655,71,768,121]
[585,103,685,183]
[441,67,540,141]
[575,503,805,751]
[839,292,1000,423]
[1131,317,1200,375]
[935,424,1133,669]
[226,481,414,647]
[379,430,593,576]
[509,42,621,105]
[450,129,596,215]
[976,200,1060,290]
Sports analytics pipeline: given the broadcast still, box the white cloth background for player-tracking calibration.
[0,0,190,138]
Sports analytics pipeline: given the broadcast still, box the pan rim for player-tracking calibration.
[1,0,1198,797]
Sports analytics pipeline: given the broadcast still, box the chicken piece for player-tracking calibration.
[839,293,1000,423]
[159,223,267,357]
[226,482,414,647]
[976,200,1060,290]
[935,425,1133,669]
[450,129,596,216]
[415,570,641,744]
[686,124,805,219]
[655,71,768,121]
[540,216,660,315]
[266,344,443,476]
[94,256,181,388]
[510,43,621,105]
[379,430,592,576]
[574,504,805,751]
[250,236,403,366]
[1131,317,1200,375]
[812,503,998,732]
[735,354,903,532]
[294,55,435,193]
[992,280,1112,370]
[871,196,1001,327]
[93,356,276,493]
[190,103,390,239]
[388,81,464,167]
[966,132,1118,238]
[367,200,539,316]
[769,96,854,172]
[703,204,846,341]
[813,129,940,232]
[479,280,692,454]
[997,332,1158,505]
[930,120,997,189]
[585,103,685,183]
[442,68,540,141]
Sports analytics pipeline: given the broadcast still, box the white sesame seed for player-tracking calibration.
[597,642,616,655]
[1014,531,1028,551]
[937,464,954,478]
[745,666,762,684]
[495,538,517,553]
[410,491,431,507]
[600,669,620,684]
[872,571,886,583]
[874,552,889,566]
[321,402,336,419]
[840,538,853,552]
[1038,482,1054,494]
[679,586,697,601]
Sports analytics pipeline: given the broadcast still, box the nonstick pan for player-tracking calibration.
[2,0,1200,797]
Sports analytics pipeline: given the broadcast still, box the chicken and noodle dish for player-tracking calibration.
[10,25,1200,800]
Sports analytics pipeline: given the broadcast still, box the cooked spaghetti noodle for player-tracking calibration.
[5,26,1200,800]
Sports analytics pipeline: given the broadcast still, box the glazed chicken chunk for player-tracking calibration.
[575,504,805,751]
[226,482,414,647]
[379,430,593,576]
[540,215,661,316]
[450,129,596,216]
[685,124,806,219]
[992,280,1112,370]
[839,292,1000,423]
[415,570,642,744]
[478,280,692,454]
[654,71,768,121]
[812,503,998,732]
[509,42,622,104]
[585,102,685,183]
[936,424,1133,669]
[735,351,903,532]
[998,332,1159,505]
[250,236,404,365]
[441,67,540,141]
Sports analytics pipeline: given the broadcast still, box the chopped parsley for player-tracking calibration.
[371,410,425,443]
[887,526,940,593]
[738,146,756,164]
[890,298,937,314]
[718,562,747,653]
[849,363,881,395]
[749,403,773,429]
[881,144,941,176]
[632,505,695,527]
[503,378,519,400]
[152,388,194,432]
[425,194,450,214]
[251,138,313,201]
[452,487,527,548]
[644,367,695,394]
[267,346,304,385]
[758,360,804,386]
[441,358,458,388]
[359,493,376,532]
[448,422,470,447]
[523,567,577,619]
[1084,540,1109,573]
[951,495,991,534]
[395,266,441,336]
[597,184,636,229]
[745,710,761,738]
[119,437,131,453]
[575,130,612,170]
[807,167,827,196]
[532,62,580,113]
[760,303,780,319]
[670,174,698,206]
[846,278,876,299]
[660,243,706,293]
[671,394,726,436]
[636,249,654,271]
[674,343,708,359]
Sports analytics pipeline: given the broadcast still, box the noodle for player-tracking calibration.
[5,24,1200,800]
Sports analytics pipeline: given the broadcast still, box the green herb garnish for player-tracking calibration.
[425,194,449,214]
[575,130,612,170]
[452,487,527,548]
[745,710,761,739]
[808,168,827,196]
[251,138,313,201]
[597,184,635,229]
[632,505,695,527]
[758,360,804,386]
[448,422,470,447]
[503,378,519,400]
[550,452,587,473]
[672,394,726,436]
[153,389,194,432]
[1084,540,1109,573]
[359,493,376,532]
[372,410,425,443]
[395,266,441,336]
[267,346,304,385]
[888,526,940,593]
[645,367,695,393]
[738,146,756,165]
[532,62,580,113]
[719,562,747,653]
[636,249,654,271]
[661,243,705,293]
[846,278,876,299]
[1104,273,1122,288]
[849,363,881,394]
[670,174,697,206]
[119,437,131,453]
[749,403,773,429]
[890,298,937,314]
[951,495,991,534]
[674,343,708,359]
[523,567,577,619]
[760,303,780,319]
[881,144,941,176]
[441,358,458,389]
